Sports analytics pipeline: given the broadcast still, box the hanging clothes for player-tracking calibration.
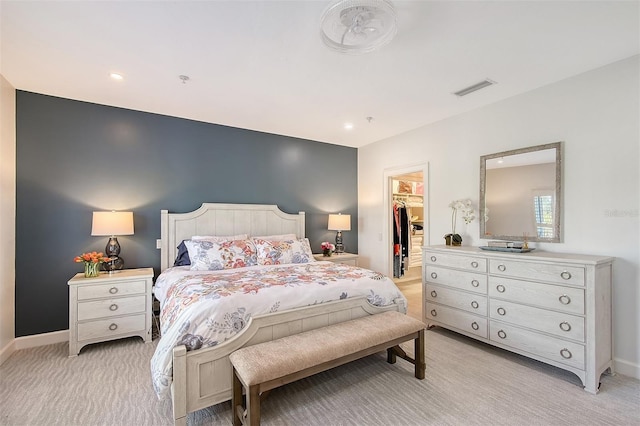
[393,202,410,278]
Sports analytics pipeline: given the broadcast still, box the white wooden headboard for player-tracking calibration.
[159,203,306,271]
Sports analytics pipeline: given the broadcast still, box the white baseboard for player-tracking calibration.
[0,339,16,366]
[614,357,640,380]
[14,329,69,350]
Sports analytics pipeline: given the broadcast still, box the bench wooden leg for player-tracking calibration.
[386,347,397,364]
[415,329,425,380]
[232,366,243,426]
[246,384,261,426]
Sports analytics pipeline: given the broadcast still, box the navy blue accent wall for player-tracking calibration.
[15,91,358,337]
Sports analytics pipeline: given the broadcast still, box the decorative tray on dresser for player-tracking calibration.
[423,245,614,394]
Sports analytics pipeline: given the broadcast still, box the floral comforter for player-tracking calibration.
[150,261,406,399]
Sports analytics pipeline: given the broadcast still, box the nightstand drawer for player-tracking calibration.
[77,314,146,341]
[77,295,147,321]
[77,280,146,300]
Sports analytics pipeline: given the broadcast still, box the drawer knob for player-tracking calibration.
[430,272,438,279]
[559,321,572,332]
[430,256,437,262]
[471,321,479,331]
[497,330,507,339]
[109,287,118,294]
[471,279,480,288]
[558,294,571,305]
[497,264,506,272]
[109,304,118,311]
[108,323,118,331]
[471,261,479,268]
[430,309,437,317]
[430,290,438,298]
[496,284,506,293]
[497,307,506,316]
[471,300,479,309]
[560,271,572,280]
[560,348,572,359]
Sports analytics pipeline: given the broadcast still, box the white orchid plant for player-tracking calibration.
[445,199,476,244]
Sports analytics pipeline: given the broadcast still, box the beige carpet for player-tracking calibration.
[1,327,638,426]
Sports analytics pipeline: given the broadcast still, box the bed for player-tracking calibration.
[152,203,407,425]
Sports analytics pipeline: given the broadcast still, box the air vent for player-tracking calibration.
[453,79,496,97]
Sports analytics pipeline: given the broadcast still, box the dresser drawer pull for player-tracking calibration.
[430,309,437,317]
[430,290,437,298]
[559,294,571,305]
[497,264,506,272]
[497,307,506,316]
[471,279,480,288]
[471,261,479,268]
[108,323,118,331]
[496,284,506,293]
[560,271,572,280]
[109,304,118,311]
[471,322,479,331]
[560,348,572,359]
[430,272,438,279]
[497,330,507,339]
[430,256,437,262]
[471,301,479,309]
[109,287,119,294]
[559,321,572,332]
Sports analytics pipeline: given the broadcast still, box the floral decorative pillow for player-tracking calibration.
[252,238,315,265]
[184,239,257,271]
[174,234,249,266]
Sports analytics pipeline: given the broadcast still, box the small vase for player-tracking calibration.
[323,249,332,257]
[84,262,101,278]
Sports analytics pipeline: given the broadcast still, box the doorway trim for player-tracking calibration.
[383,162,429,278]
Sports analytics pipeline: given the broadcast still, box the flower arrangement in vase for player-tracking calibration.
[444,199,476,246]
[74,251,109,278]
[321,241,335,256]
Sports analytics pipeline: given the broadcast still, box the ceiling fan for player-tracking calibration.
[320,0,397,54]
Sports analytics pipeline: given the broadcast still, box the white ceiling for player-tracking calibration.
[1,1,638,148]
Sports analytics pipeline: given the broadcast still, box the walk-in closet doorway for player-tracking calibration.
[384,163,427,321]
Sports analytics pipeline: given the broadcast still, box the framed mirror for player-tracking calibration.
[480,142,563,243]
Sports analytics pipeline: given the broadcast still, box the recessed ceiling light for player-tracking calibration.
[110,73,124,81]
[344,123,354,130]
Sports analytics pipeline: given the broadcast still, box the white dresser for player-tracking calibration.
[68,268,154,356]
[423,245,613,394]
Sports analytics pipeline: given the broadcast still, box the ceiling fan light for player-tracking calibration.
[320,0,397,54]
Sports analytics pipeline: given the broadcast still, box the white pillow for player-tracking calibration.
[252,238,315,265]
[184,239,257,271]
[191,234,248,241]
[251,233,297,241]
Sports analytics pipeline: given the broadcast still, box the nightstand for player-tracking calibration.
[313,252,359,266]
[68,267,154,357]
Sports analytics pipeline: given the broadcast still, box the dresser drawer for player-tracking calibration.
[489,259,585,286]
[490,321,585,370]
[77,280,147,300]
[426,302,487,338]
[488,277,584,315]
[424,252,487,273]
[489,299,585,342]
[426,284,487,316]
[425,266,487,294]
[77,295,147,321]
[77,314,146,341]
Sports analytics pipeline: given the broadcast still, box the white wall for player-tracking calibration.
[0,73,16,364]
[358,56,639,378]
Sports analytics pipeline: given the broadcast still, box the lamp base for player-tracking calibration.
[335,231,345,254]
[103,256,124,272]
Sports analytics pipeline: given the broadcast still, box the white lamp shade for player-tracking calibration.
[328,214,351,231]
[91,211,134,236]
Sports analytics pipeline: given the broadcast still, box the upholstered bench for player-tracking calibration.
[229,310,426,426]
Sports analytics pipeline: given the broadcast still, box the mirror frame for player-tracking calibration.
[479,141,563,243]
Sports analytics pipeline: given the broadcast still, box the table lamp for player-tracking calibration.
[328,213,351,254]
[91,211,134,272]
